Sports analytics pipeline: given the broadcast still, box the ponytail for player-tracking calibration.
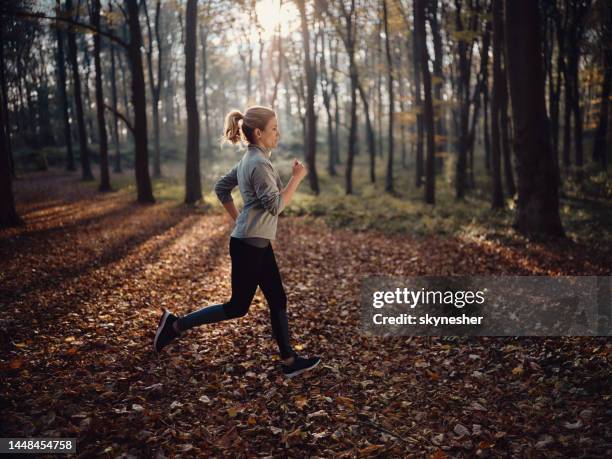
[222,109,244,145]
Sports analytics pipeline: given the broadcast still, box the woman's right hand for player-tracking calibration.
[292,159,308,181]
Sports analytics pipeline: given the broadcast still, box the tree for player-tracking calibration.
[316,0,358,194]
[592,0,611,170]
[108,2,121,173]
[184,0,202,204]
[452,0,477,199]
[90,0,111,192]
[415,0,435,204]
[0,59,22,227]
[54,0,74,172]
[144,0,163,177]
[126,0,155,203]
[319,23,338,177]
[66,0,94,181]
[490,0,504,209]
[383,0,394,193]
[297,0,320,194]
[504,0,564,238]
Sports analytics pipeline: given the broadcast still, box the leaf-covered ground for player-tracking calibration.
[1,169,610,458]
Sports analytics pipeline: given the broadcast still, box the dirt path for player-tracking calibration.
[1,170,609,457]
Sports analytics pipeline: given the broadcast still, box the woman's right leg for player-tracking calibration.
[176,237,265,331]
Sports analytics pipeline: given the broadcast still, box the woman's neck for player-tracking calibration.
[248,143,271,158]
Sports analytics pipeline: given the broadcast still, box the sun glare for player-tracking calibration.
[255,0,301,40]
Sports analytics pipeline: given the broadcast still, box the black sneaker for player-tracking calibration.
[281,355,321,378]
[153,309,180,354]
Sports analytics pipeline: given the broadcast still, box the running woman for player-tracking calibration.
[154,105,321,378]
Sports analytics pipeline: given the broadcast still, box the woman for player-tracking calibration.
[153,105,321,378]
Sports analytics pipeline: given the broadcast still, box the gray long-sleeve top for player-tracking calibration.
[214,143,286,241]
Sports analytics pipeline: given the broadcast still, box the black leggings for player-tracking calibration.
[176,237,297,360]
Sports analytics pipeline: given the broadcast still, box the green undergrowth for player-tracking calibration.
[75,151,611,245]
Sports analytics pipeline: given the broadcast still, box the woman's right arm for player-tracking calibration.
[281,160,307,209]
[214,163,240,221]
[251,159,307,216]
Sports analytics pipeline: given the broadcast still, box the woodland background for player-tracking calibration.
[0,0,610,457]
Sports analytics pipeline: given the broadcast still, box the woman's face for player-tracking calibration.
[255,116,279,150]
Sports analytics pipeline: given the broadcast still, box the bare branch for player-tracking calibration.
[104,103,134,133]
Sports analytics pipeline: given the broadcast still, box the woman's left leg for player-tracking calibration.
[258,243,298,361]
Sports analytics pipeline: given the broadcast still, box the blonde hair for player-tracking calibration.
[221,105,276,145]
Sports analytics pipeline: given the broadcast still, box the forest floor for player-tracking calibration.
[1,167,610,458]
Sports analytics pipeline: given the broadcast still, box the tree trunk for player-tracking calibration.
[144,0,162,177]
[320,27,337,177]
[81,35,96,145]
[0,24,15,178]
[66,0,93,180]
[416,0,435,204]
[109,2,121,173]
[0,62,22,227]
[184,0,202,204]
[357,82,377,183]
[504,0,564,238]
[592,1,611,170]
[55,0,75,172]
[412,3,424,188]
[499,54,516,198]
[428,0,446,174]
[490,0,504,208]
[383,0,394,193]
[91,0,111,192]
[126,0,155,203]
[454,0,471,200]
[297,0,319,194]
[199,25,212,159]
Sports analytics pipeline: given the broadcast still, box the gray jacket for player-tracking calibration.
[214,144,286,240]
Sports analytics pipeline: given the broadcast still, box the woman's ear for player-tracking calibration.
[255,128,262,139]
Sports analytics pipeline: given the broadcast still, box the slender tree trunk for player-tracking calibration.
[412,5,424,188]
[144,0,162,177]
[184,0,202,204]
[383,0,394,193]
[66,0,93,180]
[119,23,131,142]
[499,55,516,198]
[593,1,611,170]
[0,25,15,178]
[126,0,155,203]
[333,82,340,165]
[36,50,55,147]
[562,55,572,168]
[454,0,471,200]
[570,47,584,178]
[357,82,377,183]
[377,18,384,162]
[81,36,96,145]
[297,0,319,194]
[109,3,121,173]
[0,82,22,227]
[0,23,21,227]
[504,0,564,238]
[320,28,337,177]
[416,0,435,204]
[199,25,212,158]
[91,0,111,192]
[55,0,75,172]
[490,0,504,208]
[428,0,446,174]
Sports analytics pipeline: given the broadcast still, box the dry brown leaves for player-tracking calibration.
[0,171,609,457]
